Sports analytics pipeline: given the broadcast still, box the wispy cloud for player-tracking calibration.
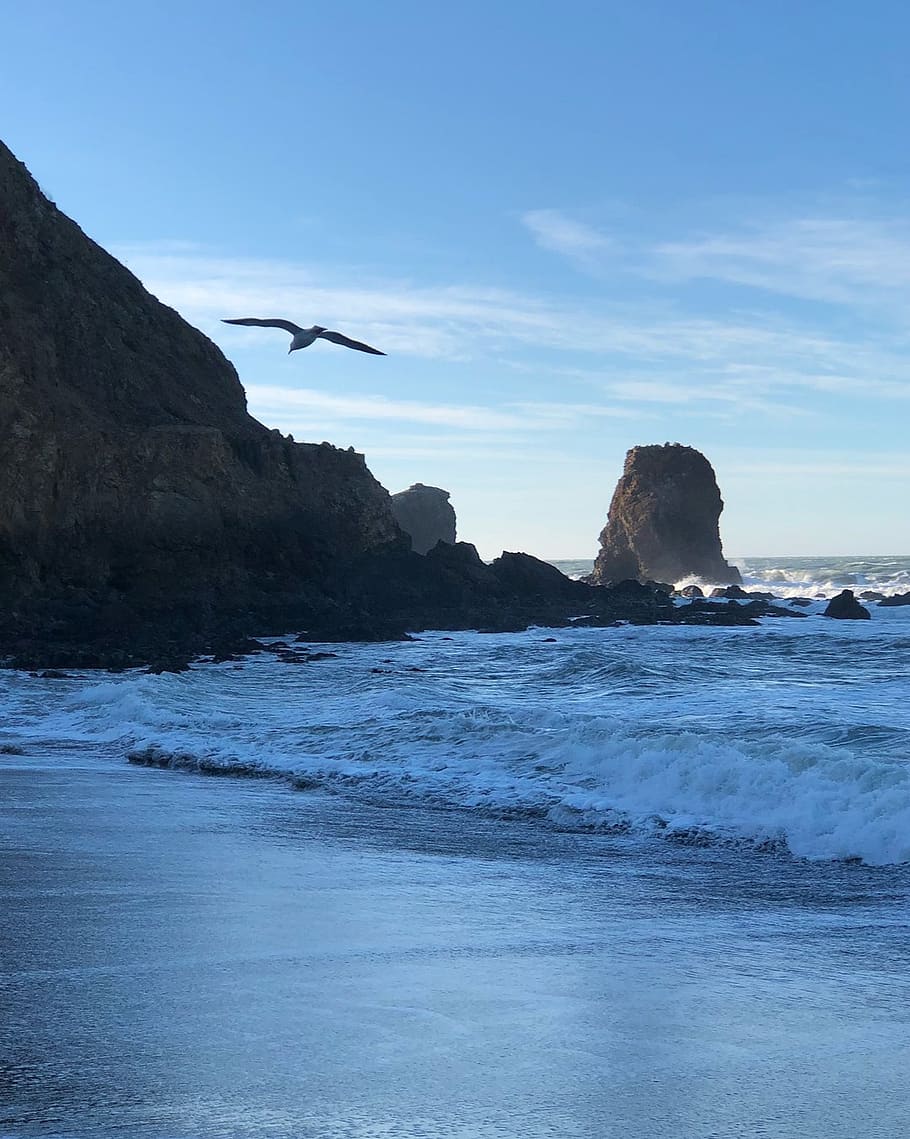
[246,385,644,433]
[520,205,910,318]
[652,216,910,309]
[521,209,615,269]
[116,235,910,424]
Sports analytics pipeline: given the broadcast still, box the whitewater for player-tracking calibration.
[3,554,910,1139]
[2,555,909,867]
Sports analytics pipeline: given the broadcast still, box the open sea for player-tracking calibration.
[2,555,909,1138]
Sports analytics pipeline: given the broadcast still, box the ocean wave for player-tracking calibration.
[552,555,910,599]
[118,712,910,865]
[4,617,910,868]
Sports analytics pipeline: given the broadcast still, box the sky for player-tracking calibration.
[3,0,910,559]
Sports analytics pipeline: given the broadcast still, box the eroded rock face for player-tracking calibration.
[390,483,456,555]
[0,138,401,646]
[589,444,741,587]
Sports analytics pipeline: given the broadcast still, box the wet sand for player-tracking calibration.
[2,755,909,1139]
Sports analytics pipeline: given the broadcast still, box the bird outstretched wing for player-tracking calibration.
[317,329,386,355]
[222,318,304,334]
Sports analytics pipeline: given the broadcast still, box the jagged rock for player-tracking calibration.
[677,584,704,598]
[0,137,402,656]
[709,585,774,601]
[878,592,910,607]
[390,483,456,555]
[0,138,821,665]
[589,444,741,587]
[823,590,871,620]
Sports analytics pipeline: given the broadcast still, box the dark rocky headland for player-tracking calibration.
[0,141,846,671]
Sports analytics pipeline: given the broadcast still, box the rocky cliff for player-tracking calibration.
[390,483,456,554]
[589,444,741,586]
[0,138,402,655]
[0,141,766,667]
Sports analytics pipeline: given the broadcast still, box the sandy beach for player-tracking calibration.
[3,751,909,1139]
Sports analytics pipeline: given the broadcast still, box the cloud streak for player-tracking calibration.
[522,209,615,269]
[117,228,910,426]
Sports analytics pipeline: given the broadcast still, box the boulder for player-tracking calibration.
[589,444,741,587]
[823,590,871,620]
[390,483,456,554]
[878,592,910,607]
[709,585,774,601]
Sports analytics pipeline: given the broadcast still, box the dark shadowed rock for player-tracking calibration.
[878,592,910,607]
[589,444,741,588]
[677,584,705,598]
[0,138,827,666]
[710,585,775,601]
[0,137,403,659]
[390,484,456,555]
[823,590,871,620]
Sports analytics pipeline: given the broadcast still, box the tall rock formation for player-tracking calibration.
[589,444,741,586]
[390,483,456,555]
[0,139,401,646]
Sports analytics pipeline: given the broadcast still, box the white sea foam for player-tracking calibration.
[4,603,909,866]
[552,554,910,599]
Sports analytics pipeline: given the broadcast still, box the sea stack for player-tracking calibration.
[390,484,457,555]
[589,443,741,587]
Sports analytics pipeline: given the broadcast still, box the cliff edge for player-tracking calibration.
[0,139,401,654]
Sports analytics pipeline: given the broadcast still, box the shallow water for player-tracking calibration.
[2,756,909,1139]
[3,556,910,1136]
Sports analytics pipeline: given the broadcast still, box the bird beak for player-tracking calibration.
[287,346,292,354]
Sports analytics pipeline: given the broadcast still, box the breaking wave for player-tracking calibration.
[3,607,909,866]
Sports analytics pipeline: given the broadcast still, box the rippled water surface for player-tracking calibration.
[2,760,910,1139]
[2,559,910,1137]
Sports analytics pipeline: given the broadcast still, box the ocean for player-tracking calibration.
[2,554,909,1138]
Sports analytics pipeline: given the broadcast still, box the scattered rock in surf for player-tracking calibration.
[823,590,871,620]
[709,585,774,601]
[0,743,25,755]
[677,584,704,598]
[878,592,910,607]
[146,658,191,675]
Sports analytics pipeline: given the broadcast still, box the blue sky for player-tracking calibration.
[4,1,910,558]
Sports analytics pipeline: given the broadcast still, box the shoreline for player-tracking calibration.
[3,757,909,1139]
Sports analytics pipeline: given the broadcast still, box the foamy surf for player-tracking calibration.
[4,595,909,866]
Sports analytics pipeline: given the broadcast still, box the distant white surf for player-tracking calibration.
[550,553,910,598]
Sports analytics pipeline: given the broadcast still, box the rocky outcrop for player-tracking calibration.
[589,444,741,587]
[0,137,402,657]
[878,592,910,607]
[390,483,456,554]
[0,140,793,668]
[823,590,871,620]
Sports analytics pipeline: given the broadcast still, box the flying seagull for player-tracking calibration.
[222,318,385,355]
